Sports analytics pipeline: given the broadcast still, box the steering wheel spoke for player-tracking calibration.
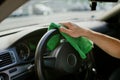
[43,56,56,68]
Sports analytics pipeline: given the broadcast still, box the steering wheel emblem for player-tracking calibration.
[67,53,77,67]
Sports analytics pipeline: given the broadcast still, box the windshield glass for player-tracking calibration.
[0,0,119,32]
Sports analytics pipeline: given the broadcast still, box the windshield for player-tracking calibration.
[8,0,119,16]
[0,0,119,32]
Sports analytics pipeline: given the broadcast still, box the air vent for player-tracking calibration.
[0,51,16,69]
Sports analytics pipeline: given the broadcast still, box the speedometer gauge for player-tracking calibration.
[16,43,30,61]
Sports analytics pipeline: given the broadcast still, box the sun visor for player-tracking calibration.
[0,0,5,5]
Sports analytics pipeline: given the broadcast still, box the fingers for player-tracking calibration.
[59,27,71,34]
[59,22,82,37]
[59,22,74,36]
[60,22,74,29]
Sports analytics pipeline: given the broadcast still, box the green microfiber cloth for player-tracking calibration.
[47,23,93,59]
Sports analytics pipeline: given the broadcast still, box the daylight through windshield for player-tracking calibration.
[0,0,119,31]
[9,0,118,17]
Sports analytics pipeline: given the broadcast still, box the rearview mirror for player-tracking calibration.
[90,0,118,2]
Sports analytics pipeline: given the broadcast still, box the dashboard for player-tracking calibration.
[0,21,111,80]
[0,24,47,80]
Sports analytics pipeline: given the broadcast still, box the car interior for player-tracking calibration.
[0,0,120,80]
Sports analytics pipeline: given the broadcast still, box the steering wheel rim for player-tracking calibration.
[35,29,59,80]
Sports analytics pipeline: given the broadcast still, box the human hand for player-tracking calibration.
[59,22,89,38]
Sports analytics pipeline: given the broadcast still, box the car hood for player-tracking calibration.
[0,0,28,23]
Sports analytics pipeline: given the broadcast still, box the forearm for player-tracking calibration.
[60,22,120,58]
[85,30,120,59]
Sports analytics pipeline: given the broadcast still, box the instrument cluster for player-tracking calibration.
[15,37,40,61]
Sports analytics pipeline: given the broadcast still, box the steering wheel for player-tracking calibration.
[35,29,96,80]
